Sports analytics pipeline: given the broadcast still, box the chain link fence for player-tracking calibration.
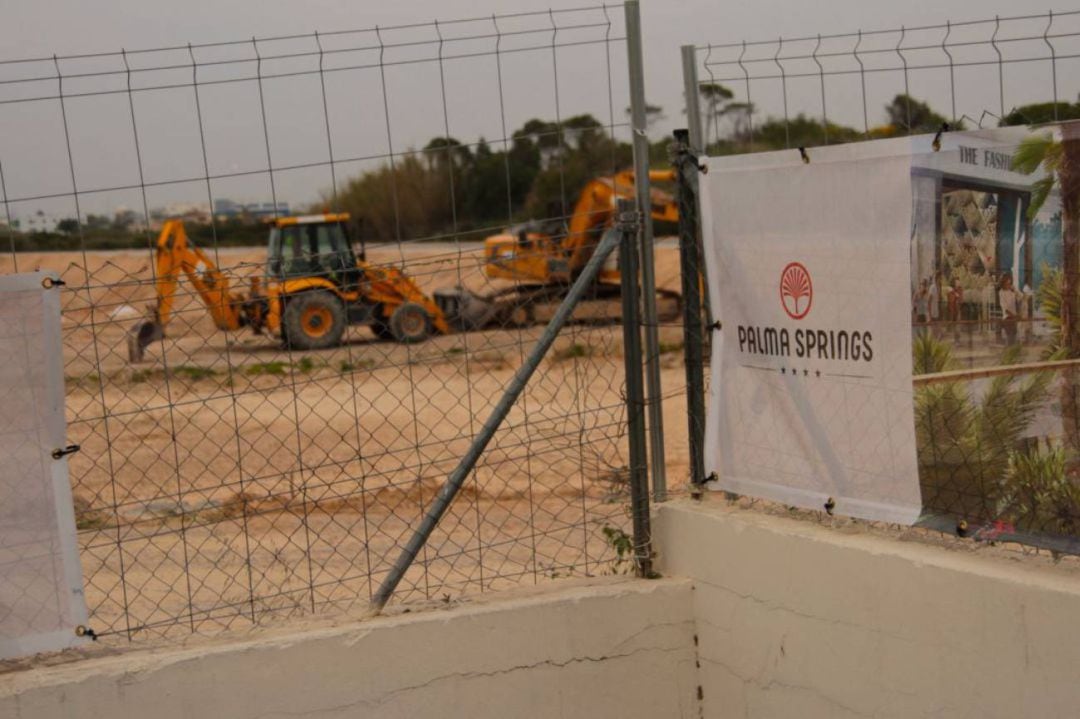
[0,2,673,643]
[678,11,1080,554]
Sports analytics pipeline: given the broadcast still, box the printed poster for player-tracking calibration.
[700,137,923,524]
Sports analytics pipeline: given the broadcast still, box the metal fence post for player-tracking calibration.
[618,199,652,577]
[624,0,667,502]
[673,130,708,494]
[681,45,705,152]
[680,45,714,331]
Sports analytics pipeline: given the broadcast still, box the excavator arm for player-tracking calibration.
[563,169,677,274]
[127,220,255,362]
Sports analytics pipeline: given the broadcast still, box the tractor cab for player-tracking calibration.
[267,213,362,288]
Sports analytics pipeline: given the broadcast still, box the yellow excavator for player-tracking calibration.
[434,169,678,329]
[128,213,449,362]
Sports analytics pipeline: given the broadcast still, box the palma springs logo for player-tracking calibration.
[736,262,874,363]
[780,262,813,320]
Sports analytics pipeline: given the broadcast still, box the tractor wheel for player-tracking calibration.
[502,301,534,329]
[370,322,395,340]
[282,291,347,350]
[389,302,432,344]
[370,311,395,340]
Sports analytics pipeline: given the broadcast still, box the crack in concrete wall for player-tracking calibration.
[251,643,693,718]
[1,578,701,719]
[655,499,1080,719]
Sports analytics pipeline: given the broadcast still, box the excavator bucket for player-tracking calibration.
[127,318,164,363]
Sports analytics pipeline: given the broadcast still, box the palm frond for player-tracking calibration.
[1011,131,1056,175]
[912,333,955,374]
[997,444,1080,534]
[1028,176,1056,221]
[1036,264,1066,358]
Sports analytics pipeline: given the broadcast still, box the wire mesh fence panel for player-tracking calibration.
[687,10,1080,153]
[682,11,1080,554]
[0,4,666,642]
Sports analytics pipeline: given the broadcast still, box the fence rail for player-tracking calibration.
[683,10,1080,154]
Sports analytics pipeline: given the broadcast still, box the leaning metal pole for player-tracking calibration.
[370,226,624,613]
[625,0,667,502]
[673,130,708,492]
[618,200,653,577]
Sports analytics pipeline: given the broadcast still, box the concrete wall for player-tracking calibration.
[12,500,1080,719]
[0,578,699,719]
[654,499,1080,719]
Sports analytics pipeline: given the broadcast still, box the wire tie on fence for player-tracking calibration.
[41,277,65,289]
[932,123,950,152]
[798,147,809,164]
[692,473,716,499]
[74,625,98,641]
[51,444,80,460]
[823,497,836,515]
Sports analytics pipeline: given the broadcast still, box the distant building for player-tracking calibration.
[244,201,290,219]
[143,202,211,230]
[213,198,289,221]
[213,198,241,218]
[24,215,58,233]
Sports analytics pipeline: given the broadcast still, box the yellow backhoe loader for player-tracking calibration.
[433,169,678,329]
[128,213,449,362]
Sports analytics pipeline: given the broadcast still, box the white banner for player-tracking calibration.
[701,138,923,524]
[0,272,88,660]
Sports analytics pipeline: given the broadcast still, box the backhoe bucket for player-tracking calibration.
[127,319,164,363]
[433,286,497,331]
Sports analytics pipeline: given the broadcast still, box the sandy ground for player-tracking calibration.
[2,241,692,640]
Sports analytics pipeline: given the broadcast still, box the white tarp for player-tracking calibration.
[701,138,923,524]
[0,272,87,660]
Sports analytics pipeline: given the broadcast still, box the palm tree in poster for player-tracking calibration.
[1013,122,1080,451]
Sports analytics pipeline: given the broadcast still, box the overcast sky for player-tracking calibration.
[0,0,1075,221]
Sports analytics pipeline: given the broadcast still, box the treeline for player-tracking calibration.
[8,91,1080,252]
[327,115,633,242]
[702,89,1080,155]
[7,114,636,251]
[331,93,1080,242]
[6,218,269,253]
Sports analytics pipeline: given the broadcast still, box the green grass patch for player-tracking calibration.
[551,343,592,362]
[245,361,289,377]
[127,365,218,384]
[172,365,219,381]
[129,368,159,384]
[338,358,375,373]
[65,373,101,389]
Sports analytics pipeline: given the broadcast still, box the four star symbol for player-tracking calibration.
[779,367,822,377]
